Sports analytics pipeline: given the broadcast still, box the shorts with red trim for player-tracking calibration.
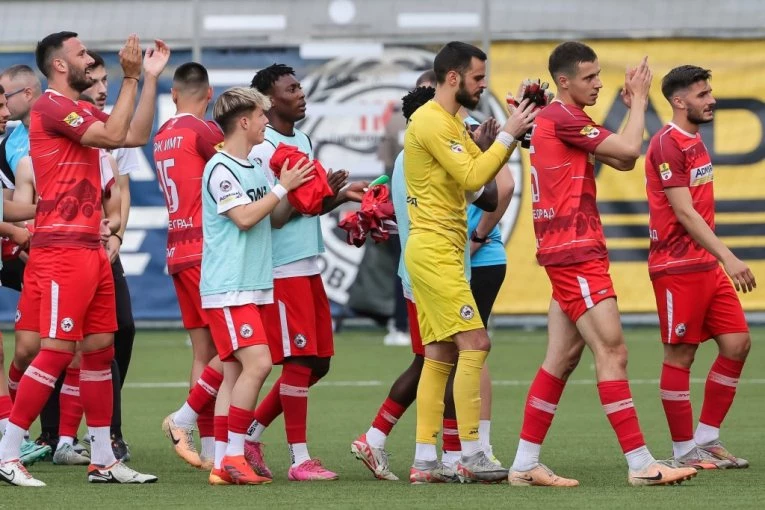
[261,274,334,365]
[406,298,424,356]
[652,265,748,344]
[33,247,117,340]
[206,304,269,362]
[171,265,208,330]
[15,254,41,331]
[545,257,616,323]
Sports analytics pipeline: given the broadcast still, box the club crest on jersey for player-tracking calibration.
[450,140,465,153]
[15,309,20,323]
[220,180,233,192]
[60,317,74,333]
[294,334,307,349]
[460,305,475,320]
[240,324,253,338]
[659,162,672,181]
[215,142,224,151]
[675,323,687,337]
[252,157,263,166]
[580,125,600,139]
[63,112,84,128]
[690,163,713,186]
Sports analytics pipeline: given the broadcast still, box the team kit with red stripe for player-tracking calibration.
[0,32,755,490]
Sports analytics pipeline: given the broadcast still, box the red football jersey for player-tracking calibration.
[645,123,718,279]
[153,114,223,274]
[30,90,109,248]
[529,101,613,266]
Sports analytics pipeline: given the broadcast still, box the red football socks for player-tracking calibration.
[598,380,646,453]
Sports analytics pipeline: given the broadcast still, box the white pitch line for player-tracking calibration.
[125,378,765,389]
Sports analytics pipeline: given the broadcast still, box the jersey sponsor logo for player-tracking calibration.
[219,191,242,204]
[240,324,253,338]
[219,180,233,192]
[60,317,74,333]
[659,162,672,181]
[252,157,263,166]
[675,323,687,337]
[580,125,600,139]
[293,333,307,349]
[406,195,418,207]
[459,304,475,320]
[690,163,713,186]
[247,186,269,202]
[63,112,85,128]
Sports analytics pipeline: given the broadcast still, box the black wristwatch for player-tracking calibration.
[470,231,488,244]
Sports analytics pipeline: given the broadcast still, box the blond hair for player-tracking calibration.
[213,87,272,135]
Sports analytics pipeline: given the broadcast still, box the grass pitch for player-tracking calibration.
[1,327,764,509]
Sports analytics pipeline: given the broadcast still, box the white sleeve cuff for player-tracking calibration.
[271,184,287,200]
[496,132,516,148]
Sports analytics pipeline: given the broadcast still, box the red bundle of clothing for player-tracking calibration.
[338,184,397,247]
[269,143,334,215]
[1,223,33,261]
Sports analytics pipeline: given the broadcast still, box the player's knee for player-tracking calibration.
[14,343,38,369]
[722,334,751,362]
[310,357,331,381]
[598,342,628,371]
[249,357,272,380]
[663,344,696,368]
[192,341,217,364]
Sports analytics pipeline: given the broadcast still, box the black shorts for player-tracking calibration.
[469,264,507,326]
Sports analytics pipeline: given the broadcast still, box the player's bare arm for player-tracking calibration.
[80,34,142,148]
[106,171,130,263]
[12,156,35,206]
[228,158,314,230]
[472,181,498,213]
[666,186,756,293]
[594,57,653,170]
[124,39,170,147]
[104,154,122,236]
[471,166,514,255]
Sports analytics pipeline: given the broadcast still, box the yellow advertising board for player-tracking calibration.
[489,40,765,313]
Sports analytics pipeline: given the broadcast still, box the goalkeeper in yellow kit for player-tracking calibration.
[404,41,537,483]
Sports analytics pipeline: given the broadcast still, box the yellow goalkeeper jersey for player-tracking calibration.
[403,100,513,249]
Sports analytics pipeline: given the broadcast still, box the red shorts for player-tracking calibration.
[28,247,117,340]
[545,257,617,322]
[15,254,41,332]
[261,275,334,365]
[652,266,748,344]
[406,298,424,356]
[171,265,208,330]
[206,304,269,362]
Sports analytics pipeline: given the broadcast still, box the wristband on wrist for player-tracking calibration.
[271,184,287,200]
[111,232,123,244]
[496,131,516,148]
[123,76,139,82]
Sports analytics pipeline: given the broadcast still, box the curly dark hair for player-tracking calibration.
[250,63,295,94]
[402,86,435,121]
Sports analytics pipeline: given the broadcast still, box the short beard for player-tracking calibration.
[455,82,480,110]
[68,66,94,93]
[687,108,713,125]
